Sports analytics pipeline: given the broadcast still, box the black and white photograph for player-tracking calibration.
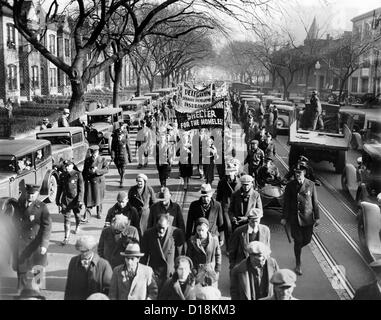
[0,0,380,306]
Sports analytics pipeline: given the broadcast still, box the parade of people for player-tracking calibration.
[1,1,380,305]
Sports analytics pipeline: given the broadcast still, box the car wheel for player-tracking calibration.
[47,175,58,203]
[276,119,285,129]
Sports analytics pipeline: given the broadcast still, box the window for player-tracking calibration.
[32,66,39,88]
[361,78,369,93]
[34,148,46,165]
[49,68,57,87]
[7,65,17,90]
[72,132,83,144]
[49,34,56,54]
[351,77,358,92]
[6,23,16,49]
[65,39,70,57]
[19,64,25,91]
[16,154,33,174]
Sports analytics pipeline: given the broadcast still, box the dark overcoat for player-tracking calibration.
[282,178,319,227]
[56,169,84,210]
[147,200,185,232]
[105,203,140,231]
[82,155,109,207]
[64,253,112,300]
[111,136,131,169]
[12,199,51,273]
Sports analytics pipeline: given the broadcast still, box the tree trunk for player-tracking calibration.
[113,59,123,108]
[68,80,86,123]
[136,72,141,96]
[161,75,165,88]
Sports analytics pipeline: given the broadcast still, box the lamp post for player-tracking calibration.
[315,61,321,92]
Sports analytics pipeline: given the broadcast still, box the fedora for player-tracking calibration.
[120,243,144,257]
[200,183,214,195]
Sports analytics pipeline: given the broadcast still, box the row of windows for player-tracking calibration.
[6,23,70,57]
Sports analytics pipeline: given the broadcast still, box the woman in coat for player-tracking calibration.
[128,174,156,235]
[155,132,171,187]
[111,129,131,188]
[159,256,196,300]
[202,136,219,185]
[186,218,221,288]
[177,132,193,190]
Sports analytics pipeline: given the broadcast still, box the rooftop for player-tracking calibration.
[351,7,381,23]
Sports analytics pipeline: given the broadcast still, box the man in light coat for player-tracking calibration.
[109,242,158,300]
[228,208,270,270]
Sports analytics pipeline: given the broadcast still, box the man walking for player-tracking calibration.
[12,184,51,291]
[56,160,84,245]
[310,90,324,131]
[82,145,109,221]
[281,163,319,275]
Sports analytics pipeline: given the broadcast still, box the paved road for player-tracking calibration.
[0,123,375,300]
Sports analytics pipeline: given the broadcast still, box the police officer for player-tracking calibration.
[83,145,109,221]
[284,155,319,186]
[13,184,52,291]
[281,163,319,275]
[56,160,84,245]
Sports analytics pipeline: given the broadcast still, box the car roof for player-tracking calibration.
[36,127,84,135]
[0,139,50,157]
[276,105,294,111]
[87,107,123,115]
[363,143,381,160]
[272,100,293,106]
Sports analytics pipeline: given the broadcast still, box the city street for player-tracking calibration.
[0,122,376,300]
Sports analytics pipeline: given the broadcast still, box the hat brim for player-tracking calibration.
[120,252,144,257]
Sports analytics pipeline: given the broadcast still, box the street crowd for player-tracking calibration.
[7,88,380,301]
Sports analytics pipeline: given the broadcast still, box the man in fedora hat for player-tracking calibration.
[147,187,185,233]
[216,163,241,250]
[56,159,84,245]
[65,235,112,300]
[353,260,381,300]
[82,144,109,221]
[128,173,156,236]
[109,241,158,300]
[230,241,279,300]
[159,255,196,300]
[229,175,263,231]
[260,269,298,300]
[228,208,270,270]
[58,108,70,127]
[141,214,185,291]
[281,163,319,276]
[13,184,52,291]
[185,184,225,247]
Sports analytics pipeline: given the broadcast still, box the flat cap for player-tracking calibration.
[247,208,263,219]
[246,241,271,256]
[116,191,128,201]
[196,217,210,227]
[240,175,254,184]
[270,269,297,287]
[89,145,100,151]
[136,173,148,181]
[250,139,259,144]
[174,255,193,269]
[63,108,70,114]
[25,184,40,194]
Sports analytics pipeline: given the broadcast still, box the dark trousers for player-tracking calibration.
[291,223,314,265]
[311,112,324,131]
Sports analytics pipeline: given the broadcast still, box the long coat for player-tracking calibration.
[109,263,158,300]
[141,226,185,285]
[64,253,113,300]
[111,135,131,169]
[82,155,109,207]
[56,169,84,210]
[186,232,221,274]
[229,188,263,229]
[158,277,196,300]
[185,198,225,243]
[228,224,271,270]
[147,200,185,233]
[98,226,140,269]
[128,185,156,235]
[230,257,279,300]
[282,178,319,227]
[12,199,51,273]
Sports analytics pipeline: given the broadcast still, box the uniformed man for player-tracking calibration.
[13,184,52,291]
[244,139,264,180]
[82,145,109,221]
[284,155,319,186]
[281,163,319,275]
[58,108,70,127]
[56,160,84,245]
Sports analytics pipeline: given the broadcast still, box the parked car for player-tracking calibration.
[86,107,123,155]
[131,96,152,106]
[36,127,89,172]
[119,100,145,131]
[271,100,295,131]
[0,139,58,203]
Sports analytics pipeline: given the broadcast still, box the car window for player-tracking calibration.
[34,148,46,165]
[0,156,16,173]
[16,154,33,174]
[72,132,83,144]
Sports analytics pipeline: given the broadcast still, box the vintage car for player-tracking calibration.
[131,96,152,106]
[144,92,160,101]
[259,185,285,216]
[36,127,89,172]
[0,139,58,203]
[119,100,146,131]
[271,100,295,130]
[342,142,381,205]
[153,88,173,98]
[86,107,123,155]
[288,103,352,173]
